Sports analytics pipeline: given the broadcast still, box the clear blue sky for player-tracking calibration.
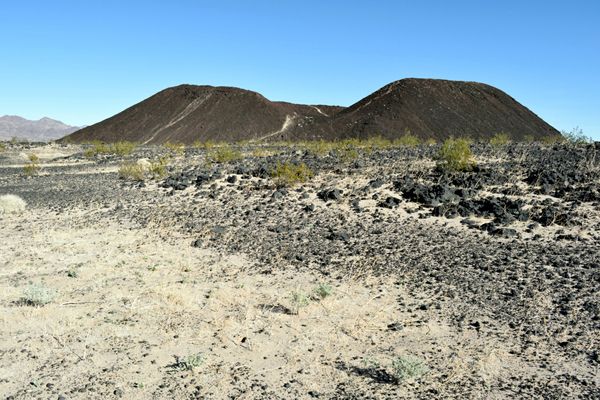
[1,0,598,138]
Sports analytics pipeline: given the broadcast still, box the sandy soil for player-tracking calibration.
[0,143,598,399]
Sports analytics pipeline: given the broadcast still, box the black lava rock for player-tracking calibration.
[318,188,343,202]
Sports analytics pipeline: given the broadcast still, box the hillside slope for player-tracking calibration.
[65,85,343,144]
[63,79,560,143]
[291,79,560,141]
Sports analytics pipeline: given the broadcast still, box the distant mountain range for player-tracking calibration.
[61,78,560,144]
[0,115,80,141]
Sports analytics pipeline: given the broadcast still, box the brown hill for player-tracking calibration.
[63,79,560,144]
[65,85,344,144]
[289,78,560,141]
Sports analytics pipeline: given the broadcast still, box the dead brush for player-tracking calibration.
[23,153,41,176]
[118,163,146,181]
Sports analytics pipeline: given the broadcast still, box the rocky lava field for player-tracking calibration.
[1,141,599,399]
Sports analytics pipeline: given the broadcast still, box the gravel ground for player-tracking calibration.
[0,142,598,399]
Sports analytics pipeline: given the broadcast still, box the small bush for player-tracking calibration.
[84,141,136,157]
[207,144,242,163]
[0,194,27,214]
[83,147,96,158]
[290,291,310,315]
[171,353,205,371]
[164,142,185,155]
[23,153,41,176]
[119,156,170,181]
[149,156,170,178]
[541,135,565,145]
[271,162,313,187]
[523,135,535,143]
[236,139,252,147]
[312,283,332,300]
[251,148,276,158]
[118,163,146,181]
[393,134,420,147]
[304,140,332,157]
[24,164,40,176]
[490,132,510,146]
[0,142,6,152]
[21,284,57,306]
[364,136,393,150]
[84,140,110,158]
[112,141,136,156]
[335,140,360,162]
[436,137,475,172]
[391,356,429,381]
[562,127,593,145]
[192,140,217,149]
[425,138,437,145]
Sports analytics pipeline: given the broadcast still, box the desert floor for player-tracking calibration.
[1,142,598,399]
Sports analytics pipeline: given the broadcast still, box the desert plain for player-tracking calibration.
[0,140,599,399]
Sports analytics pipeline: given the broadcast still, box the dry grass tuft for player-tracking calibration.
[0,194,27,214]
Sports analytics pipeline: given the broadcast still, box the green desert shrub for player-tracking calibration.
[304,140,332,157]
[207,144,242,163]
[84,140,110,157]
[312,283,333,300]
[171,353,205,371]
[289,291,310,315]
[561,127,593,145]
[83,147,97,158]
[21,284,57,306]
[0,142,6,152]
[164,141,185,155]
[194,140,223,150]
[523,135,535,143]
[149,156,170,178]
[393,134,420,147]
[235,139,252,147]
[84,140,136,157]
[271,162,313,187]
[541,135,565,145]
[364,135,393,150]
[436,137,476,172]
[251,148,276,158]
[334,140,360,162]
[490,132,510,146]
[391,356,429,381]
[112,141,136,156]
